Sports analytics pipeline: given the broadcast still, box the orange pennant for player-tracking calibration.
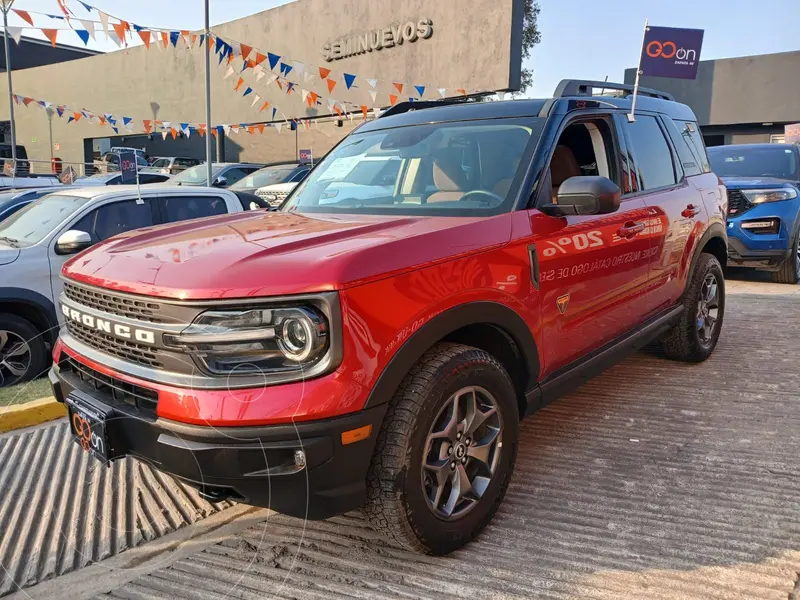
[211,127,218,138]
[99,116,107,125]
[257,123,265,134]
[246,59,256,70]
[112,22,127,44]
[170,128,178,140]
[457,88,467,96]
[13,10,34,27]
[73,112,83,121]
[276,79,283,91]
[161,32,169,47]
[240,44,252,60]
[389,95,399,106]
[138,30,151,49]
[197,127,206,137]
[319,67,331,79]
[393,82,404,94]
[227,52,235,65]
[180,29,189,43]
[361,105,368,120]
[234,77,244,92]
[259,101,269,113]
[326,78,336,94]
[143,120,153,134]
[247,126,256,135]
[191,34,198,45]
[254,52,266,66]
[334,105,343,117]
[41,29,58,47]
[155,120,163,127]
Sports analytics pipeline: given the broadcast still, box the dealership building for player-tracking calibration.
[0,0,523,171]
[625,50,800,147]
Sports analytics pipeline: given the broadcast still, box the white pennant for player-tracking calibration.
[228,41,241,57]
[303,71,315,83]
[7,27,22,45]
[162,130,169,140]
[98,11,110,40]
[275,122,282,134]
[79,19,95,40]
[368,90,377,104]
[301,89,309,104]
[438,88,447,98]
[293,61,305,76]
[184,127,191,139]
[162,121,171,130]
[251,94,261,108]
[223,125,231,136]
[267,73,279,85]
[367,79,377,89]
[224,65,235,80]
[108,30,122,47]
[256,69,266,82]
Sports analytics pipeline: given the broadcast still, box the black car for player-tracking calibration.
[229,162,311,194]
[0,144,30,176]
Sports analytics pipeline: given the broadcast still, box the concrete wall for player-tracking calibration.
[624,50,800,128]
[0,0,522,169]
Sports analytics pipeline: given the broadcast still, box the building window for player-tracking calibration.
[770,134,785,144]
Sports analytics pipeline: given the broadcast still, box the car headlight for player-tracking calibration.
[164,305,330,376]
[742,187,798,204]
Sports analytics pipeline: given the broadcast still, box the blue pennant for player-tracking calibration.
[290,120,297,131]
[79,1,93,11]
[215,36,224,54]
[76,30,90,45]
[132,24,144,32]
[243,87,252,97]
[286,82,294,93]
[108,117,117,126]
[169,31,180,48]
[415,85,425,97]
[408,97,416,103]
[267,52,280,70]
[280,62,292,77]
[344,73,356,89]
[67,116,75,123]
[123,117,133,127]
[56,107,64,117]
[180,123,189,131]
[111,126,119,134]
[46,14,65,20]
[198,34,205,47]
[272,107,277,119]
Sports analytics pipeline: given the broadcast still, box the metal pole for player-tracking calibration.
[2,2,18,176]
[204,0,213,185]
[47,108,54,162]
[628,18,648,123]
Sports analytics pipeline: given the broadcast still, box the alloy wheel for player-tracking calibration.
[696,273,720,347]
[422,386,503,520]
[0,330,32,386]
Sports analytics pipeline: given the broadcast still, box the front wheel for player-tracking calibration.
[364,343,519,555]
[0,313,49,387]
[662,253,725,362]
[772,231,800,285]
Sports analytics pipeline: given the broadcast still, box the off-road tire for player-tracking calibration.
[772,231,800,285]
[0,313,48,387]
[364,343,519,555]
[662,254,725,362]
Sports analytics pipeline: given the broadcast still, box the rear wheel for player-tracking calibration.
[0,313,48,387]
[772,231,800,284]
[364,343,519,555]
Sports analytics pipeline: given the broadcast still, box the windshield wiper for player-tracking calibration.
[0,236,20,247]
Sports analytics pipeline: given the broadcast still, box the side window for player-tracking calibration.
[624,116,678,190]
[106,175,122,185]
[222,168,250,186]
[139,173,168,184]
[290,168,310,183]
[674,120,711,174]
[160,195,228,223]
[548,118,618,203]
[74,200,154,242]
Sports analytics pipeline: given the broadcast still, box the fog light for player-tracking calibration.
[741,219,779,234]
[294,449,306,468]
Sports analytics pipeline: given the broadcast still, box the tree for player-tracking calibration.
[519,0,542,94]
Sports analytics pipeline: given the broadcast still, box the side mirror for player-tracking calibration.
[540,176,621,217]
[55,230,93,255]
[212,175,228,188]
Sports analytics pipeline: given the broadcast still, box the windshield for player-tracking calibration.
[709,146,798,180]
[151,158,170,168]
[283,118,542,216]
[173,164,222,185]
[231,165,297,189]
[0,194,89,248]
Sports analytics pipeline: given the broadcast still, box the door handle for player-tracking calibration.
[617,221,645,238]
[682,204,701,218]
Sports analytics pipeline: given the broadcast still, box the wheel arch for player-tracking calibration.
[688,224,727,291]
[364,302,540,418]
[0,288,60,347]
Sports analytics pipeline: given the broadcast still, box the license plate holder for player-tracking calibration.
[66,391,116,463]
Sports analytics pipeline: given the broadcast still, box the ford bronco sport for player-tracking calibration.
[50,80,728,555]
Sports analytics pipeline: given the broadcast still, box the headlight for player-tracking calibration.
[742,187,798,204]
[164,305,330,376]
[264,194,277,201]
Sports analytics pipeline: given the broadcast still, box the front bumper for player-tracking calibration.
[50,360,387,520]
[726,202,798,270]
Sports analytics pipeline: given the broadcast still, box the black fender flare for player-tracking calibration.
[364,301,540,408]
[0,287,60,345]
[687,223,727,283]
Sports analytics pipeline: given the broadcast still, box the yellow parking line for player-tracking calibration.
[0,397,66,434]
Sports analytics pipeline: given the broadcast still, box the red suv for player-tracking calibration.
[50,80,727,555]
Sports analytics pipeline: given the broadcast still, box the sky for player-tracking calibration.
[9,0,800,99]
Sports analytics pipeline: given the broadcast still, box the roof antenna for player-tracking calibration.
[628,19,649,123]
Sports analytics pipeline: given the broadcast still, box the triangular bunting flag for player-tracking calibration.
[267,52,280,70]
[224,65,235,80]
[170,128,178,140]
[415,85,425,98]
[159,31,169,48]
[393,82,404,94]
[303,71,315,83]
[368,89,378,104]
[367,78,377,89]
[234,77,244,92]
[7,27,22,45]
[457,89,467,96]
[12,10,35,27]
[294,61,305,76]
[280,62,293,77]
[256,69,266,82]
[361,105,368,120]
[223,125,231,136]
[319,66,331,79]
[73,112,83,121]
[272,107,277,119]
[344,73,356,89]
[191,34,198,46]
[210,127,217,138]
[251,94,261,107]
[257,123,265,134]
[79,19,95,40]
[41,29,59,47]
[162,130,169,141]
[389,94,399,106]
[98,116,107,125]
[301,89,309,104]
[143,120,152,134]
[243,87,253,97]
[76,30,90,45]
[285,82,294,95]
[108,30,122,48]
[228,41,241,57]
[22,97,34,106]
[123,116,133,128]
[254,52,266,66]
[56,106,65,117]
[275,123,282,134]
[326,78,336,94]
[215,36,224,54]
[67,116,75,124]
[438,88,447,98]
[259,101,269,112]
[79,1,92,12]
[98,11,109,40]
[247,126,255,135]
[240,44,252,60]
[169,31,180,48]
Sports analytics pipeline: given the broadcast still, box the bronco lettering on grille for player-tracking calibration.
[62,304,157,345]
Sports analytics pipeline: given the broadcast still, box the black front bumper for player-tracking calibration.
[726,237,792,270]
[50,363,387,520]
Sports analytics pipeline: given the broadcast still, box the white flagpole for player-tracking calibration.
[2,0,18,179]
[204,0,213,186]
[628,18,649,123]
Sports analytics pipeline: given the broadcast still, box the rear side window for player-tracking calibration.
[139,173,169,184]
[674,121,710,173]
[624,116,677,190]
[74,199,155,241]
[160,195,228,223]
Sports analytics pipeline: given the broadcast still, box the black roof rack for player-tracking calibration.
[378,98,476,119]
[553,79,675,102]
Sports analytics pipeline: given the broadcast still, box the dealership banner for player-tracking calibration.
[640,26,704,79]
[786,124,800,144]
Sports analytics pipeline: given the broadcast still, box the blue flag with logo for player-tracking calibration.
[640,26,704,79]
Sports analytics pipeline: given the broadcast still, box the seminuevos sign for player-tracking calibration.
[323,19,433,62]
[640,25,704,79]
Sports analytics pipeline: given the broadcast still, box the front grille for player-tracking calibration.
[256,190,290,206]
[62,356,158,416]
[64,282,163,323]
[727,189,752,217]
[66,319,163,369]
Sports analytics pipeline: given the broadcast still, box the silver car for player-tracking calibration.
[0,185,243,386]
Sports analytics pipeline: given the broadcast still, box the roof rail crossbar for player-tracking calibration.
[553,79,675,102]
[378,98,475,119]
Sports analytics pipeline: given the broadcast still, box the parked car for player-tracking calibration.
[171,163,264,188]
[74,172,172,186]
[49,80,728,555]
[254,182,299,208]
[707,143,800,284]
[0,185,245,386]
[231,190,271,211]
[0,173,61,191]
[0,143,30,176]
[94,150,149,174]
[144,157,202,176]
[230,162,310,194]
[0,188,65,222]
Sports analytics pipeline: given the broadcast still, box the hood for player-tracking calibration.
[0,246,20,266]
[63,210,511,300]
[721,176,794,190]
[257,182,298,193]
